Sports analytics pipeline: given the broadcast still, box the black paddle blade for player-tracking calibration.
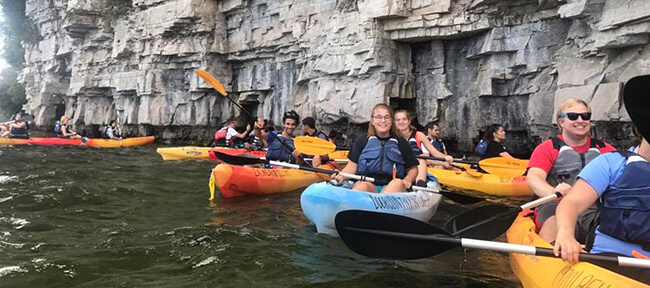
[444,204,519,240]
[335,210,458,260]
[439,191,484,205]
[212,151,266,165]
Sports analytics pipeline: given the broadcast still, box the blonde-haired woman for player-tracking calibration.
[332,104,419,193]
[394,110,453,186]
[57,116,83,139]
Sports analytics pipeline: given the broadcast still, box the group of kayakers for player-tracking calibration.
[0,112,125,140]
[212,76,648,283]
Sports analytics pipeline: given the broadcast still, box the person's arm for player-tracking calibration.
[527,167,571,197]
[553,180,599,263]
[417,132,452,163]
[107,128,118,140]
[235,125,252,139]
[11,122,26,129]
[499,151,514,158]
[333,161,358,182]
[402,166,417,189]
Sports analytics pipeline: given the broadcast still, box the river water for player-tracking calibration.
[0,145,522,287]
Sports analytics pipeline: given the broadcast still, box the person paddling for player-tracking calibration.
[477,124,514,160]
[422,121,447,155]
[394,110,453,186]
[214,117,251,147]
[55,116,83,139]
[527,99,617,243]
[102,120,122,140]
[553,76,650,284]
[0,113,29,139]
[256,111,304,165]
[301,116,330,167]
[331,104,419,193]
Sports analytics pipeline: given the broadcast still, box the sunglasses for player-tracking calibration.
[560,112,592,121]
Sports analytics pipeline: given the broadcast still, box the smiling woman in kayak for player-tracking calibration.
[332,103,419,193]
[394,110,453,186]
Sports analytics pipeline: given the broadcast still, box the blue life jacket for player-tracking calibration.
[430,138,445,153]
[54,121,62,134]
[357,136,406,179]
[476,140,488,156]
[598,152,650,250]
[265,131,295,163]
[407,130,422,156]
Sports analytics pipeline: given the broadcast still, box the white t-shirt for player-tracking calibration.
[225,127,239,140]
[226,127,239,141]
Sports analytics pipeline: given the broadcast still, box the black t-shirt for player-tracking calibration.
[481,141,507,159]
[348,133,419,171]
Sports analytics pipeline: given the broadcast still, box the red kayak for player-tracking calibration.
[27,138,82,146]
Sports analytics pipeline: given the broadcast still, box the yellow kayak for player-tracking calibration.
[156,146,213,160]
[427,165,532,196]
[507,210,648,287]
[158,146,349,164]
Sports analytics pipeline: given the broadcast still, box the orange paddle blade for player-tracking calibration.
[195,69,227,96]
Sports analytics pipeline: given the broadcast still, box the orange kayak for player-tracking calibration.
[507,210,648,287]
[86,136,155,148]
[0,136,154,148]
[0,138,29,145]
[209,163,336,199]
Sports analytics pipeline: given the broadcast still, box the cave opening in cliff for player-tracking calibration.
[240,102,259,126]
[54,104,66,124]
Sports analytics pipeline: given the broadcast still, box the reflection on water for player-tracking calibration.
[0,145,521,287]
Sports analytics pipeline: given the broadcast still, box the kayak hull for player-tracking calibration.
[86,136,155,148]
[428,166,532,196]
[507,210,647,287]
[27,138,82,146]
[208,148,266,160]
[300,182,442,237]
[0,137,154,148]
[156,146,212,160]
[0,138,29,145]
[211,163,335,198]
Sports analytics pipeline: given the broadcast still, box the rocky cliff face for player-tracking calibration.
[20,0,647,151]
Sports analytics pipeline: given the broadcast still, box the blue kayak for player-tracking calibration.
[300,182,443,237]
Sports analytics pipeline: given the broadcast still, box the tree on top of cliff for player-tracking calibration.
[0,0,37,114]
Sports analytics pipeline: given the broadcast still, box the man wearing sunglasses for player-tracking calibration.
[527,98,617,243]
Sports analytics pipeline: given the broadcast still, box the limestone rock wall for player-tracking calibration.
[20,0,648,150]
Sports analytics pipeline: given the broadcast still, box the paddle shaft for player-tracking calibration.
[420,155,475,165]
[347,227,650,268]
[269,160,374,182]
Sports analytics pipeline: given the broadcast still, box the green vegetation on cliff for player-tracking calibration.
[0,0,37,117]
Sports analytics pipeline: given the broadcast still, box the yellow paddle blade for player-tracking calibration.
[294,136,336,155]
[195,69,227,96]
[208,170,216,201]
[479,157,528,177]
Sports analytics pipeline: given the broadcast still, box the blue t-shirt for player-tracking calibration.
[577,152,650,258]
